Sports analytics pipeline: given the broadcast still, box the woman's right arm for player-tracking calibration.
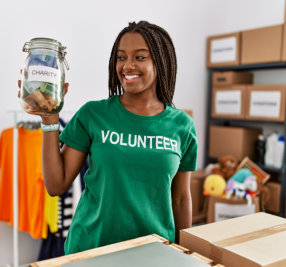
[18,79,86,196]
[41,115,88,196]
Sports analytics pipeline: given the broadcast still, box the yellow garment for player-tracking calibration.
[42,190,59,238]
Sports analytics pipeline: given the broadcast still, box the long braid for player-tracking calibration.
[108,21,177,106]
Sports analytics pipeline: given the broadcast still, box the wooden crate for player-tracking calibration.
[30,234,224,267]
[237,157,270,184]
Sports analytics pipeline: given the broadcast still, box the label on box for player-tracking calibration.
[210,37,237,63]
[215,90,241,114]
[215,203,255,222]
[249,91,281,118]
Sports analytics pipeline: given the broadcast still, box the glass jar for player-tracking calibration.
[20,37,69,115]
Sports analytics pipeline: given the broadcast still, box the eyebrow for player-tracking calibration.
[117,49,150,53]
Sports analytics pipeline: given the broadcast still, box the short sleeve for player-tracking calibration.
[59,103,92,152]
[178,122,198,172]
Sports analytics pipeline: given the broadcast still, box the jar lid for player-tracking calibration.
[30,37,62,50]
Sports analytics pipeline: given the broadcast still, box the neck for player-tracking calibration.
[119,93,165,116]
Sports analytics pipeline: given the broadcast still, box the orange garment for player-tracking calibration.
[0,127,45,238]
[0,128,13,222]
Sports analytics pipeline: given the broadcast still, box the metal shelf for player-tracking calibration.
[209,62,286,71]
[205,62,286,218]
[210,118,285,126]
[256,164,282,174]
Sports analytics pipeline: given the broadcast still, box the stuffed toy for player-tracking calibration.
[203,174,226,197]
[244,176,258,194]
[226,181,252,205]
[211,155,239,180]
[227,168,254,184]
[226,173,257,206]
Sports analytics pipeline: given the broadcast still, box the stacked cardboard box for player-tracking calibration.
[206,195,260,223]
[207,32,240,68]
[241,25,283,64]
[265,182,281,214]
[209,126,261,160]
[245,85,286,122]
[211,71,253,119]
[207,24,286,67]
[180,212,286,267]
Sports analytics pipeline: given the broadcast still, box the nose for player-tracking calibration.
[123,58,135,71]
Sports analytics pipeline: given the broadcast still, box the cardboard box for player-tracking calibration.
[206,195,260,223]
[211,85,246,119]
[180,212,286,267]
[245,84,286,121]
[191,170,207,223]
[209,126,261,160]
[241,25,283,64]
[207,32,240,67]
[183,109,193,118]
[265,182,281,214]
[282,25,286,61]
[212,71,253,86]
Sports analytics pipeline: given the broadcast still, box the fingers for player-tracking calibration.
[18,69,22,98]
[64,82,69,96]
[18,80,21,98]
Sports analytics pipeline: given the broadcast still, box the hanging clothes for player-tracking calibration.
[42,191,59,239]
[0,127,45,238]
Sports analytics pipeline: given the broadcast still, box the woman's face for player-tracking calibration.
[116,32,157,96]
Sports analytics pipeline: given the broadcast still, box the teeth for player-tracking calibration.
[125,75,139,80]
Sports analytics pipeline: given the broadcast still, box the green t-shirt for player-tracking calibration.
[60,95,197,254]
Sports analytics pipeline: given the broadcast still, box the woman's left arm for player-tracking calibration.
[171,171,192,244]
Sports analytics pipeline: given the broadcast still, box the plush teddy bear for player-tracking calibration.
[211,155,239,180]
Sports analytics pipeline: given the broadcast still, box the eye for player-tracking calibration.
[117,55,125,61]
[136,56,147,60]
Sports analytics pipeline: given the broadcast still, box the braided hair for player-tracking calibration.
[108,21,177,106]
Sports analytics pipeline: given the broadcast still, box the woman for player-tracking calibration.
[21,21,197,254]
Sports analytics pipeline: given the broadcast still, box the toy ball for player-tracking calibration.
[203,174,226,196]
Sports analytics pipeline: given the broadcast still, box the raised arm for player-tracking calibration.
[41,114,87,196]
[18,80,87,196]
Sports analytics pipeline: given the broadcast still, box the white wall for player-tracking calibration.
[0,0,285,265]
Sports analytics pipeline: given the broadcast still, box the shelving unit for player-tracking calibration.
[205,62,286,218]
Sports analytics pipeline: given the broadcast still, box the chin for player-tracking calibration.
[123,87,145,95]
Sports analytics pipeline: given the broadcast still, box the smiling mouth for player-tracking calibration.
[123,74,140,81]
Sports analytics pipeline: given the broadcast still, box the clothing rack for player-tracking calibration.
[6,110,76,267]
[7,110,25,267]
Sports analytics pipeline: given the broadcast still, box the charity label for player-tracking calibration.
[210,36,236,63]
[250,91,281,118]
[215,90,241,114]
[28,65,59,84]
